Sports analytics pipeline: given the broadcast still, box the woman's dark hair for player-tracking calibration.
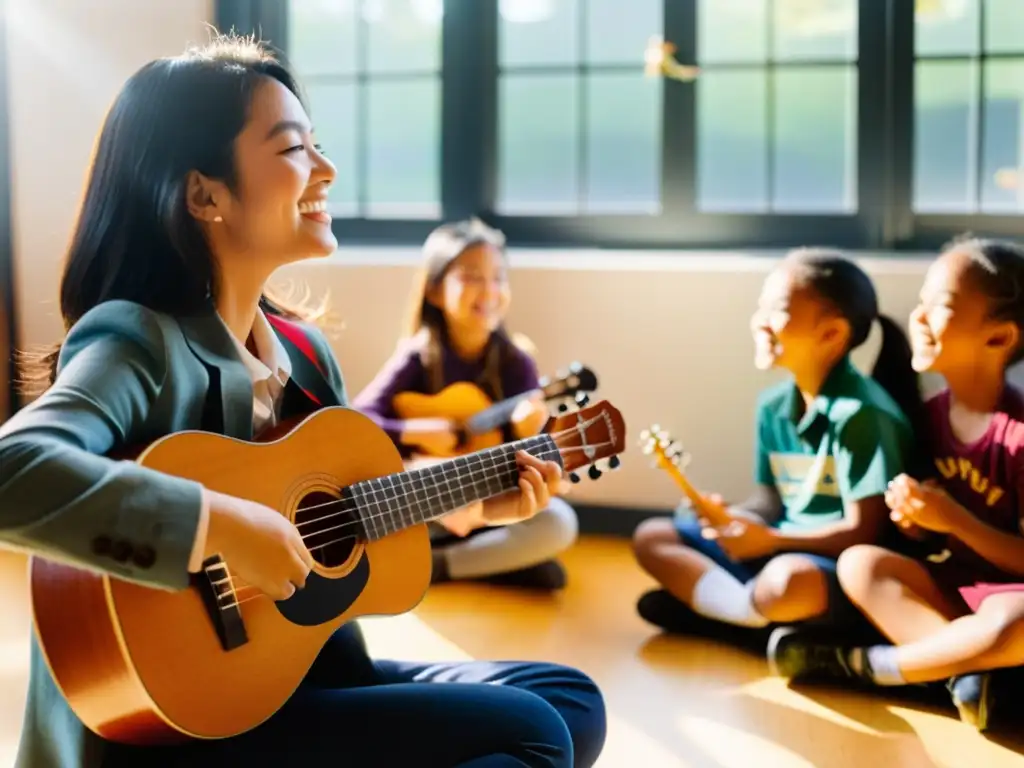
[19,33,319,396]
[785,247,931,460]
[405,218,522,399]
[943,235,1024,366]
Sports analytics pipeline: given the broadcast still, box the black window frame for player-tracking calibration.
[218,0,1023,251]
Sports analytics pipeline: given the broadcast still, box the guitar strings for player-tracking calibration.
[217,437,615,609]
[213,439,612,606]
[205,417,615,608]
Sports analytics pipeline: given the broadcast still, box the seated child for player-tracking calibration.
[353,218,577,590]
[770,237,1024,732]
[634,248,927,646]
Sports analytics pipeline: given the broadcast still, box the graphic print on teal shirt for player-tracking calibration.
[754,357,913,531]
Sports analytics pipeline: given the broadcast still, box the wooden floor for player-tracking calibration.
[3,537,1024,767]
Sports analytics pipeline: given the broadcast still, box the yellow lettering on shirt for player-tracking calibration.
[935,456,1004,508]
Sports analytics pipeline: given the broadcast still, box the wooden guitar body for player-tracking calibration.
[29,401,625,745]
[30,407,430,744]
[392,382,504,456]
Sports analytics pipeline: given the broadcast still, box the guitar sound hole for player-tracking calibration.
[295,490,358,569]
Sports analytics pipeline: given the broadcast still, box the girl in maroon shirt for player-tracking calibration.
[354,219,577,590]
[769,237,1024,732]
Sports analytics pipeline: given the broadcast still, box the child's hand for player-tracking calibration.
[702,516,778,560]
[885,474,966,534]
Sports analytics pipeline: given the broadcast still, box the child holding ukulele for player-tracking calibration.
[771,238,1024,732]
[634,249,927,647]
[353,219,578,590]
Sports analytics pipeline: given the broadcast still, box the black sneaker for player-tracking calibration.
[637,589,774,652]
[767,626,858,682]
[948,673,993,731]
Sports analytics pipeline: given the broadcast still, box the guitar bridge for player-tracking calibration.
[194,556,249,652]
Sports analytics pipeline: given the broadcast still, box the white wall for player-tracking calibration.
[7,0,214,348]
[9,0,1020,520]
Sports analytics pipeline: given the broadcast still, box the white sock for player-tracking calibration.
[853,645,905,686]
[690,567,770,628]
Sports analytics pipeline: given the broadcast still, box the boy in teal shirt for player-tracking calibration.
[633,249,927,647]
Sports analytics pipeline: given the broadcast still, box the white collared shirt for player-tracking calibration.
[226,309,293,433]
[189,310,295,572]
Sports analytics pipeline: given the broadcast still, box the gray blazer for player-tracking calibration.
[0,299,348,768]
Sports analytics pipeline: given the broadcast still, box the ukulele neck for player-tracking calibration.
[349,434,560,540]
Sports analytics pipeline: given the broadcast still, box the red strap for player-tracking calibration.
[265,313,326,376]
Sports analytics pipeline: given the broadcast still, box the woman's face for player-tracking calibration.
[208,77,338,271]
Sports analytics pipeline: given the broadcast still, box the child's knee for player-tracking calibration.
[753,555,828,619]
[836,544,899,602]
[632,517,680,571]
[536,497,578,554]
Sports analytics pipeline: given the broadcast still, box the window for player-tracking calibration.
[495,0,663,215]
[913,0,1024,214]
[695,0,859,213]
[226,0,1016,250]
[287,0,442,218]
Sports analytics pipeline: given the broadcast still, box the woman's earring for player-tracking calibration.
[213,215,223,223]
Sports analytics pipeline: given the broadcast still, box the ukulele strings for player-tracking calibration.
[207,418,614,606]
[217,438,615,609]
[214,440,612,606]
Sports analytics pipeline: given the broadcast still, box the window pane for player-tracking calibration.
[365,78,440,217]
[499,0,578,67]
[981,59,1024,213]
[498,74,578,213]
[305,83,359,215]
[584,73,661,213]
[364,0,442,74]
[585,0,661,66]
[773,67,857,212]
[697,70,768,211]
[914,61,979,212]
[288,0,358,76]
[697,0,768,64]
[985,0,1024,54]
[773,0,857,62]
[915,0,979,57]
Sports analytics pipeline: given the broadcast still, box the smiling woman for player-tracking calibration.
[0,31,606,768]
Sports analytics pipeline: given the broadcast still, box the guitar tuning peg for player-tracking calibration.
[651,424,661,434]
[569,471,581,483]
[608,455,621,470]
[588,464,603,480]
[575,392,589,407]
[538,376,550,388]
[639,429,651,441]
[640,443,654,455]
[569,361,582,373]
[558,402,569,413]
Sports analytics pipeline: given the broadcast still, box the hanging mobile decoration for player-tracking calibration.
[644,35,700,82]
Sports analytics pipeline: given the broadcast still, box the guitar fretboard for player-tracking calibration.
[349,435,562,540]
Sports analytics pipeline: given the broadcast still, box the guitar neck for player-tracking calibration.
[463,390,538,436]
[349,434,560,540]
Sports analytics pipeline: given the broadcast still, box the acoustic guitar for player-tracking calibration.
[640,425,732,528]
[29,401,625,745]
[392,362,598,457]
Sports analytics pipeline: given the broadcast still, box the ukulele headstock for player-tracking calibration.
[639,424,690,472]
[540,363,599,412]
[547,400,625,483]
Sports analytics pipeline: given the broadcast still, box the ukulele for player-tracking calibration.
[29,401,625,745]
[640,425,732,528]
[392,362,598,457]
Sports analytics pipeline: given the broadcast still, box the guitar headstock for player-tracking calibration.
[639,424,689,472]
[540,362,599,412]
[547,400,625,483]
